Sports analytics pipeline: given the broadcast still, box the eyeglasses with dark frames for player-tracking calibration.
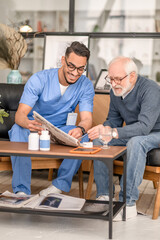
[105,73,131,85]
[65,58,86,74]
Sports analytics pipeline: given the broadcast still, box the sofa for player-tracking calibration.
[0,83,24,140]
[1,83,160,218]
[0,83,70,192]
[0,83,92,198]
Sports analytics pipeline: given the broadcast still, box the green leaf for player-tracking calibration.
[0,109,9,124]
[0,115,4,124]
[2,111,9,117]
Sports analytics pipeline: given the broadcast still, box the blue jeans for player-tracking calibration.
[9,124,88,195]
[93,132,160,206]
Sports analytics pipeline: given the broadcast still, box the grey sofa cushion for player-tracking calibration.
[0,83,24,139]
[146,148,160,166]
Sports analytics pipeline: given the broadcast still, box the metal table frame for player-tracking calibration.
[0,142,126,239]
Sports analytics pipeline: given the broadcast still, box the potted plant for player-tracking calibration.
[0,109,9,124]
[0,23,27,84]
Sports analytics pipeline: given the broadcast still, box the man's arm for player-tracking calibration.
[15,103,43,132]
[117,86,160,139]
[103,94,124,128]
[78,111,92,131]
[68,111,92,139]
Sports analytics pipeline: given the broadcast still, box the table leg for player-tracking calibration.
[108,160,113,239]
[122,153,127,221]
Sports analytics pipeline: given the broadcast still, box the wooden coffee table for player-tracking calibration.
[0,141,126,239]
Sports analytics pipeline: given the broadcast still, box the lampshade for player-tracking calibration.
[19,24,33,32]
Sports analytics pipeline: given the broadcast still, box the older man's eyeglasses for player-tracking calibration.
[65,58,86,74]
[105,74,129,85]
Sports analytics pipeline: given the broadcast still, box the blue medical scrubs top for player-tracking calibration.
[20,68,95,128]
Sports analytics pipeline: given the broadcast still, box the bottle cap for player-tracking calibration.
[81,142,93,148]
[42,130,49,135]
[30,132,39,135]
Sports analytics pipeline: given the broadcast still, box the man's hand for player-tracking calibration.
[67,111,92,139]
[68,127,83,139]
[87,124,112,140]
[15,103,44,133]
[28,120,44,133]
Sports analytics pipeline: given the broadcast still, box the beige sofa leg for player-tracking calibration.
[78,164,84,198]
[85,161,94,200]
[153,181,158,189]
[152,176,160,219]
[48,169,53,181]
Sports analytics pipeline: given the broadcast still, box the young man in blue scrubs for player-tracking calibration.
[9,41,95,196]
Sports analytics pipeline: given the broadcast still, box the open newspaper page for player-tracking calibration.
[33,111,81,147]
[25,193,85,211]
[0,191,39,208]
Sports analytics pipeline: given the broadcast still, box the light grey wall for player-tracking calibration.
[0,70,11,83]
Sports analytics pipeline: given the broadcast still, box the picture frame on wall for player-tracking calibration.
[43,35,89,73]
[94,69,111,93]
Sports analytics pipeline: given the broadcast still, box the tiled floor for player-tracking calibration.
[0,211,159,240]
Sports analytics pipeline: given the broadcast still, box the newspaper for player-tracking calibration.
[0,191,39,208]
[33,111,80,147]
[25,193,86,211]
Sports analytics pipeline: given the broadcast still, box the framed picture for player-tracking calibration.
[94,69,111,93]
[43,35,89,71]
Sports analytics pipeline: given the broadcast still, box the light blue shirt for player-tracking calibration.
[20,68,95,128]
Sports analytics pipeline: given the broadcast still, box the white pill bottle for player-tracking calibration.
[40,130,50,151]
[28,132,39,150]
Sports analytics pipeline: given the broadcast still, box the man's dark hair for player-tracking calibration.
[65,41,90,61]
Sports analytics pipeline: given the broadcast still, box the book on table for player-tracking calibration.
[33,111,81,147]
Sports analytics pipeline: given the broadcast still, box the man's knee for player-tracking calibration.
[127,136,143,150]
[9,124,29,142]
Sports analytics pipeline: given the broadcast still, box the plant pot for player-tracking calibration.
[7,70,22,84]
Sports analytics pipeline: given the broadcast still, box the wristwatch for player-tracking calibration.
[76,126,86,135]
[112,128,118,139]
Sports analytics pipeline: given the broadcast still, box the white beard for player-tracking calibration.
[112,78,133,97]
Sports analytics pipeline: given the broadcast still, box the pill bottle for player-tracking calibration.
[82,142,93,148]
[28,132,39,150]
[40,130,50,151]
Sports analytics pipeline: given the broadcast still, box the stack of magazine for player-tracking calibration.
[0,191,39,208]
[0,191,85,211]
[0,191,112,215]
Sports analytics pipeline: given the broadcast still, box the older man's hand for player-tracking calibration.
[87,124,112,140]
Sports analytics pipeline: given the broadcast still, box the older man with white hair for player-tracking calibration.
[86,56,160,221]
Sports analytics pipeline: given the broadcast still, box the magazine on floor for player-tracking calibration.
[33,111,81,147]
[0,191,39,208]
[25,193,86,211]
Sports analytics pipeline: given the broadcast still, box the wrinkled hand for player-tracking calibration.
[68,127,83,139]
[28,120,44,133]
[87,124,112,140]
[87,124,103,140]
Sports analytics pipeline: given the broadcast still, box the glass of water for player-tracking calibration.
[99,127,112,149]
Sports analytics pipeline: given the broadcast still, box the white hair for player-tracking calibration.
[108,56,138,75]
